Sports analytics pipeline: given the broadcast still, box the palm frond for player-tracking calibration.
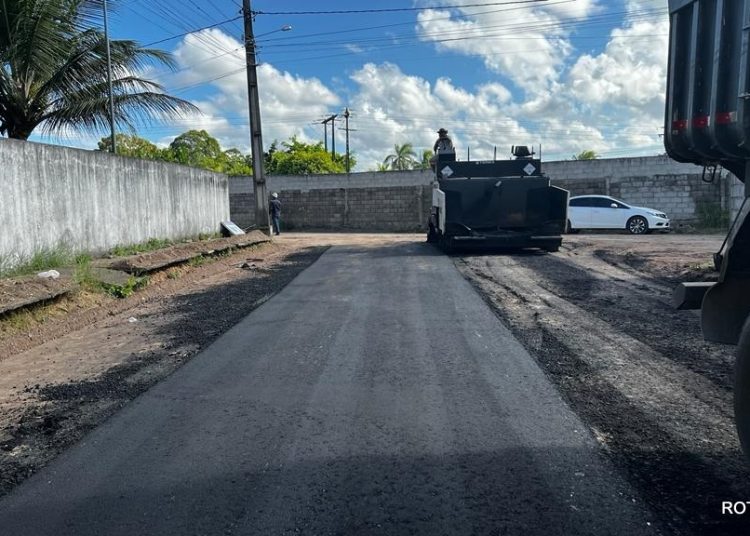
[0,0,197,140]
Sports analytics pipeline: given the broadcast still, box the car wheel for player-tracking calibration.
[626,216,648,235]
[566,220,579,234]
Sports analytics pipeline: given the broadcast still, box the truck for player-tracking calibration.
[666,0,750,457]
[426,146,569,253]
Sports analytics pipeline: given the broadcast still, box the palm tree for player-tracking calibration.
[417,149,433,170]
[383,143,418,171]
[0,0,196,140]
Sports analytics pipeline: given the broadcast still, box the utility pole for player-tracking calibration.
[344,108,351,173]
[103,0,116,154]
[242,0,271,235]
[322,114,337,158]
[330,115,336,158]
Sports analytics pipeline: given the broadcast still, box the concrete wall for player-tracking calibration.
[230,155,736,231]
[1,138,229,267]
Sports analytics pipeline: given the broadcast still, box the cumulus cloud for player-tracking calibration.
[159,29,339,152]
[563,4,669,155]
[568,18,668,111]
[415,1,600,91]
[347,62,531,169]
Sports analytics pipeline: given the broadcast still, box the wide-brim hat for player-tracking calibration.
[437,128,448,134]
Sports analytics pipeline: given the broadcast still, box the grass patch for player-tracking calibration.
[100,275,148,298]
[696,202,730,231]
[0,247,75,278]
[109,238,173,257]
[73,254,96,289]
[188,255,208,267]
[198,232,222,241]
[108,233,223,258]
[73,253,147,298]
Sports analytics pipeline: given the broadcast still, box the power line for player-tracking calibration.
[143,16,242,47]
[253,0,551,16]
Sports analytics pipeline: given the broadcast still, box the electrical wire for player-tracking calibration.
[253,0,551,16]
[143,16,242,47]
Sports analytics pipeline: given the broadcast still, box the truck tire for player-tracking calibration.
[736,315,750,460]
[439,234,454,254]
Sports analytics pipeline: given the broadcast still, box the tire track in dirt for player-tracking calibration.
[456,252,750,536]
[528,249,732,393]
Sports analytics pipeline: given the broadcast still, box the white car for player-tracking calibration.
[568,195,671,234]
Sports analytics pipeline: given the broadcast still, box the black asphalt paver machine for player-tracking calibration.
[426,146,568,253]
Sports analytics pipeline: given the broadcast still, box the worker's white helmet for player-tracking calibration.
[271,192,278,198]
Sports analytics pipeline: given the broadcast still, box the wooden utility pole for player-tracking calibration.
[242,0,271,235]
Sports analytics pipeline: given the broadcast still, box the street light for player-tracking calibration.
[254,25,293,40]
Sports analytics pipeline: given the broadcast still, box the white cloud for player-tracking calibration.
[160,29,339,152]
[415,1,601,92]
[347,62,530,169]
[568,18,669,110]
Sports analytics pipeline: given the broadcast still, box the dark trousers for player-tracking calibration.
[272,215,281,235]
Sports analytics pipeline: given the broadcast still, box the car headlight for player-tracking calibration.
[648,211,668,219]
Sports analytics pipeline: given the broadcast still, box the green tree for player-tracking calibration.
[97,133,162,159]
[166,130,225,171]
[0,0,196,140]
[383,143,418,171]
[266,137,351,175]
[572,150,599,160]
[223,148,253,176]
[98,129,253,175]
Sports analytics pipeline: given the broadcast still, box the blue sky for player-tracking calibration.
[45,0,671,170]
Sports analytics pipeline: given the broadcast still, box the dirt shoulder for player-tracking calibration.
[455,233,747,536]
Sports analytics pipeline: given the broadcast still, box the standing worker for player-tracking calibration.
[433,128,455,153]
[269,192,282,236]
[430,128,456,169]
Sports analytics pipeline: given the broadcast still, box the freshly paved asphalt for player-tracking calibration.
[0,241,657,535]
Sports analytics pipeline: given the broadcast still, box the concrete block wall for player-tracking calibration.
[613,174,719,223]
[228,155,731,232]
[2,138,229,268]
[228,178,255,230]
[230,182,431,232]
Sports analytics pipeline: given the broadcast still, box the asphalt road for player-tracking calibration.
[0,241,657,535]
